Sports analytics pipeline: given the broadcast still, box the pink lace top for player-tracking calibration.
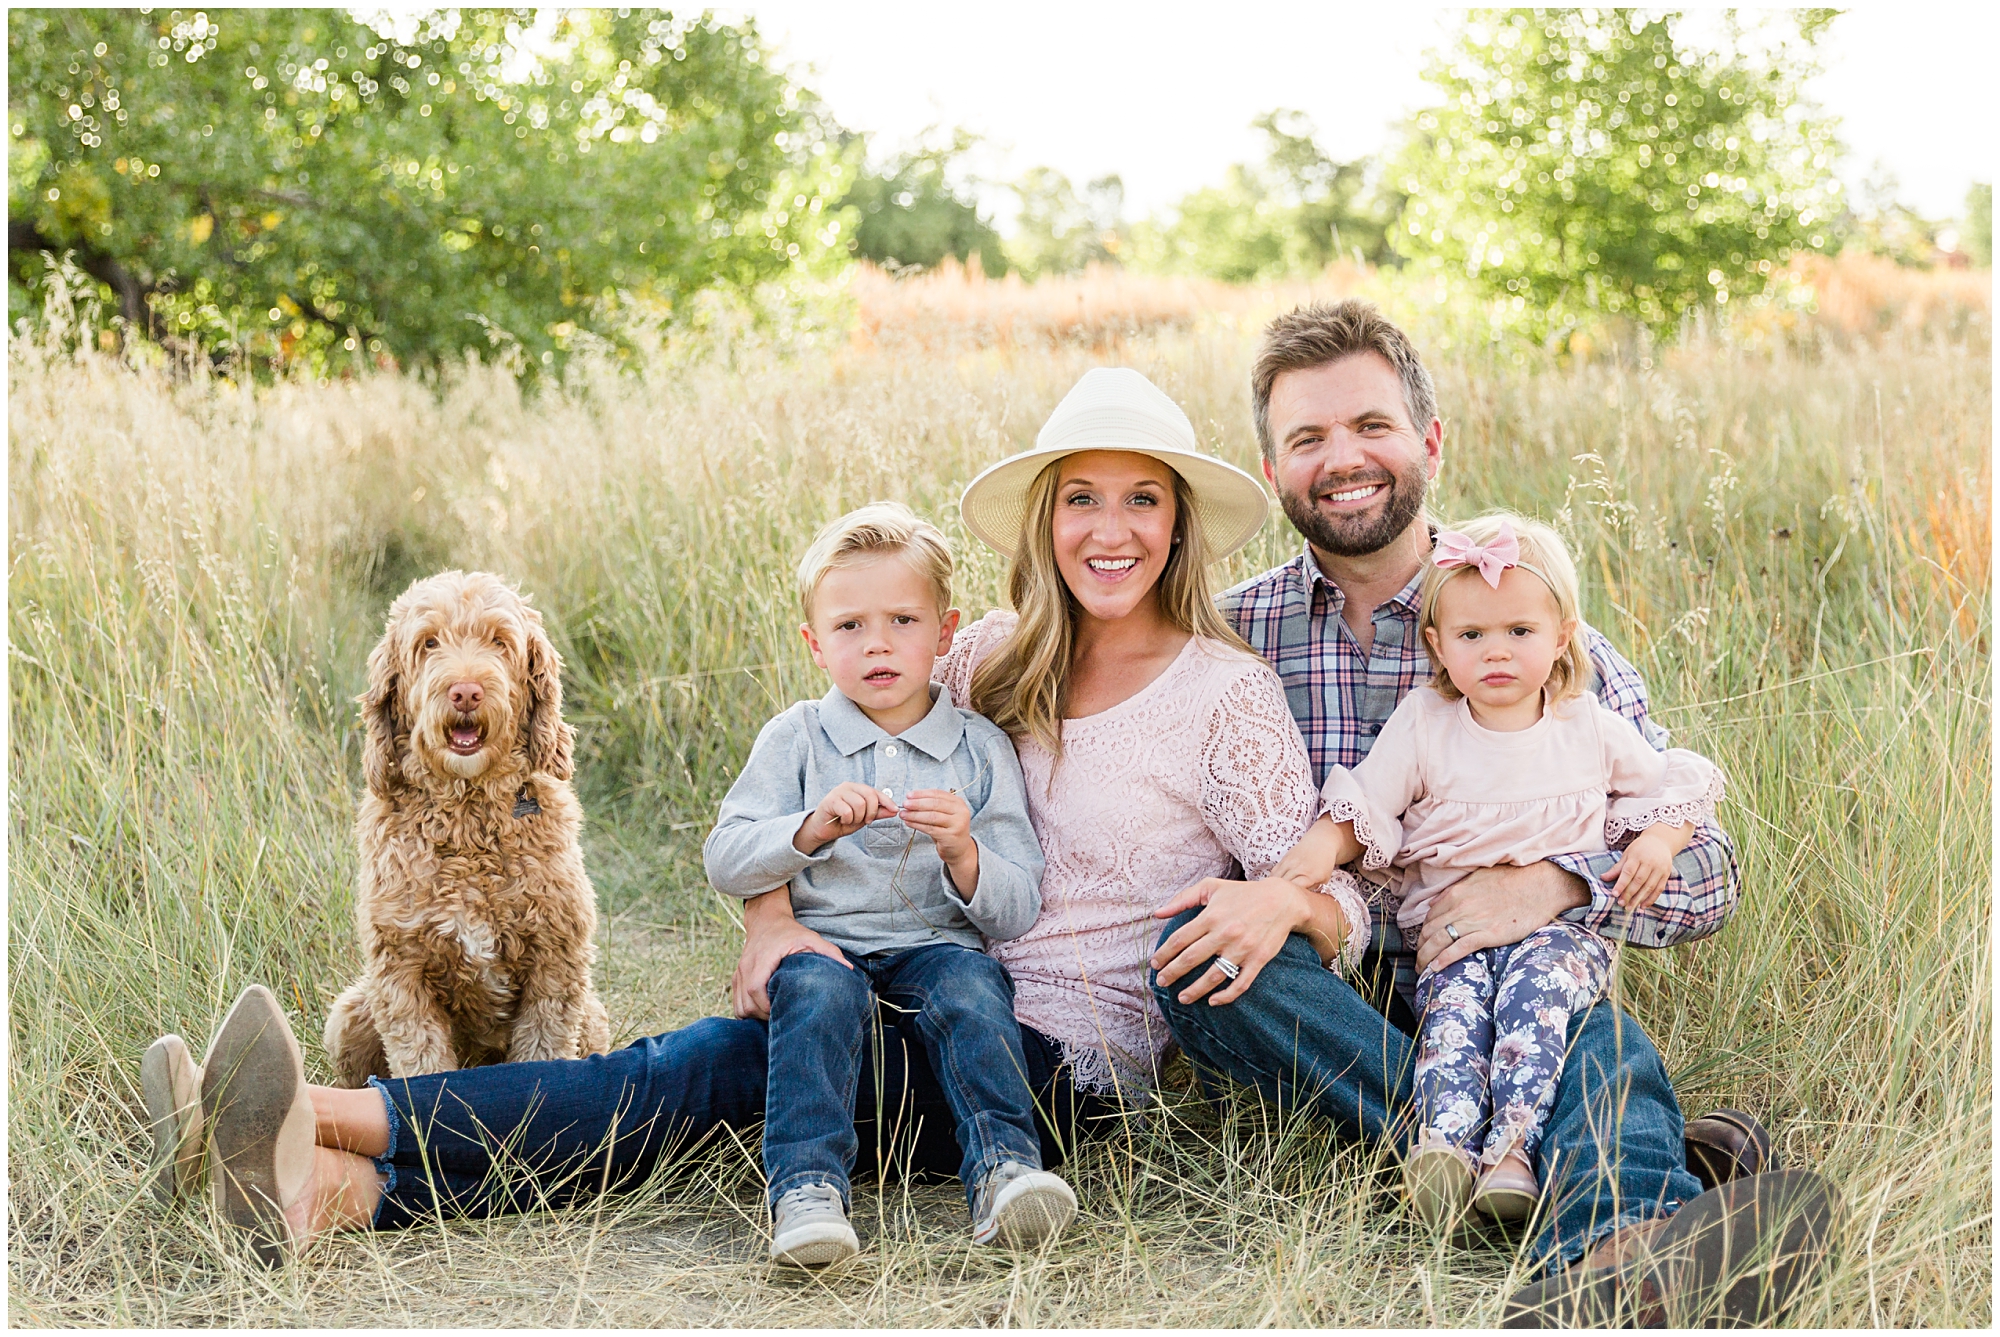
[1322,685,1726,932]
[936,611,1371,1095]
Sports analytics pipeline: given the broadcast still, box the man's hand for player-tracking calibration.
[1608,822,1692,909]
[1148,875,1344,1007]
[792,781,894,855]
[730,885,850,1020]
[899,788,978,894]
[1414,862,1591,974]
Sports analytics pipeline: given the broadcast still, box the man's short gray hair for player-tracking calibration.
[1250,300,1439,465]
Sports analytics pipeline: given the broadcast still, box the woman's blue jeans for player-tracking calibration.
[1150,910,1706,1277]
[765,943,1044,1214]
[367,998,1110,1231]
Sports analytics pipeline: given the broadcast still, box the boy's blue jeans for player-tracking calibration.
[765,942,1043,1214]
[366,1009,1105,1232]
[1152,909,1706,1277]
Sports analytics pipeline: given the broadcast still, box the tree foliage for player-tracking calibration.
[1964,183,1991,270]
[1390,9,1843,331]
[839,130,1004,275]
[1004,167,1125,279]
[1130,111,1391,283]
[8,8,852,372]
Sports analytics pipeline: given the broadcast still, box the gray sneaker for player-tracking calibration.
[768,1183,859,1268]
[971,1162,1076,1247]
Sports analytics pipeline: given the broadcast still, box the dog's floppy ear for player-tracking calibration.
[359,632,407,797]
[523,611,575,781]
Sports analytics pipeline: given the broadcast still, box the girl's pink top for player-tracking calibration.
[1322,685,1725,932]
[937,611,1370,1095]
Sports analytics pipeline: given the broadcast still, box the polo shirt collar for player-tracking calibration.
[817,683,965,760]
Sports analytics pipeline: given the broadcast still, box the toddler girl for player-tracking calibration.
[1272,512,1723,1225]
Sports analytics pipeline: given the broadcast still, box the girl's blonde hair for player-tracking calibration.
[970,454,1250,756]
[1418,511,1590,705]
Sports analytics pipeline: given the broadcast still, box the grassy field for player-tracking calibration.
[8,261,1991,1326]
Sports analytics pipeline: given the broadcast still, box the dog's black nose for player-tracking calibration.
[449,681,484,712]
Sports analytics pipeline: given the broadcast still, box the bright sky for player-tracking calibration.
[734,2,1996,230]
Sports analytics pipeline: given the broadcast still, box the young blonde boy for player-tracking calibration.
[703,502,1072,1268]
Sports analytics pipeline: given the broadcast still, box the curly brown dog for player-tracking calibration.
[325,570,611,1086]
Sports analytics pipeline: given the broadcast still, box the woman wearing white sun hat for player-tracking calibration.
[749,365,1373,1101]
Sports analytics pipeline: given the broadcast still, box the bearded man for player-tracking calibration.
[1149,300,1837,1326]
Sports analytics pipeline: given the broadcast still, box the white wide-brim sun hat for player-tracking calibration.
[959,367,1270,561]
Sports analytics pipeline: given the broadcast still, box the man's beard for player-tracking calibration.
[1277,457,1430,557]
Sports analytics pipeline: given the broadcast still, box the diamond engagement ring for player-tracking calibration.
[1214,957,1241,981]
[1445,923,1461,942]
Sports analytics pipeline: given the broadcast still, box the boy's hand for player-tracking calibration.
[1608,825,1680,909]
[793,781,895,855]
[900,788,979,896]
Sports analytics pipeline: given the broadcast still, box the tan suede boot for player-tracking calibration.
[199,985,317,1266]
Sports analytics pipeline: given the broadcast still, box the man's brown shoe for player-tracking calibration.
[141,1034,206,1203]
[1500,1169,1841,1328]
[1684,1108,1776,1191]
[200,986,316,1266]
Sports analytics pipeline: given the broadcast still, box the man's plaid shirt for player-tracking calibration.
[1220,546,1741,1007]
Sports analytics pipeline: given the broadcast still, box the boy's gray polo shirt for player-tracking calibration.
[703,685,1044,955]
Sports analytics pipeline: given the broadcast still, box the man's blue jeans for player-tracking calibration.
[366,993,1106,1230]
[1151,910,1706,1275]
[765,943,1043,1213]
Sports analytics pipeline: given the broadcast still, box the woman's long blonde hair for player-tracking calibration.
[970,454,1251,756]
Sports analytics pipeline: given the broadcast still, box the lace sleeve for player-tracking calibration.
[1197,663,1370,968]
[933,610,1016,711]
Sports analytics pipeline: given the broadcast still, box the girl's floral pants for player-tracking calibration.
[1412,922,1612,1169]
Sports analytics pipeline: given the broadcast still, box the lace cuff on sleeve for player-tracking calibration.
[1315,869,1372,970]
[1604,749,1726,842]
[1318,767,1401,871]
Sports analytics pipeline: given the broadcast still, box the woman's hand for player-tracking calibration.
[730,885,851,1020]
[1149,875,1319,1007]
[1413,863,1590,973]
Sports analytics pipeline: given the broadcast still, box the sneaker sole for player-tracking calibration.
[770,1222,860,1268]
[200,986,314,1266]
[981,1177,1077,1248]
[141,1034,203,1204]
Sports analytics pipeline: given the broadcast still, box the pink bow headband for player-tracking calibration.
[1433,522,1521,588]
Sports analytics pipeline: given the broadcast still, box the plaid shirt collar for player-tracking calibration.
[1294,542,1427,628]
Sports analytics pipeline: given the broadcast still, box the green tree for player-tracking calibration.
[839,130,1004,274]
[8,8,852,372]
[1389,9,1843,330]
[1004,167,1124,278]
[1130,110,1389,283]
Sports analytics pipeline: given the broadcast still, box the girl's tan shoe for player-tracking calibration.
[1473,1157,1542,1222]
[1404,1144,1475,1226]
[141,1034,207,1203]
[199,985,316,1265]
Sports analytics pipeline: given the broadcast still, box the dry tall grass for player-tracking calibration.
[8,263,1991,1326]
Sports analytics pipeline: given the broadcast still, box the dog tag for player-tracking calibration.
[512,790,542,818]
